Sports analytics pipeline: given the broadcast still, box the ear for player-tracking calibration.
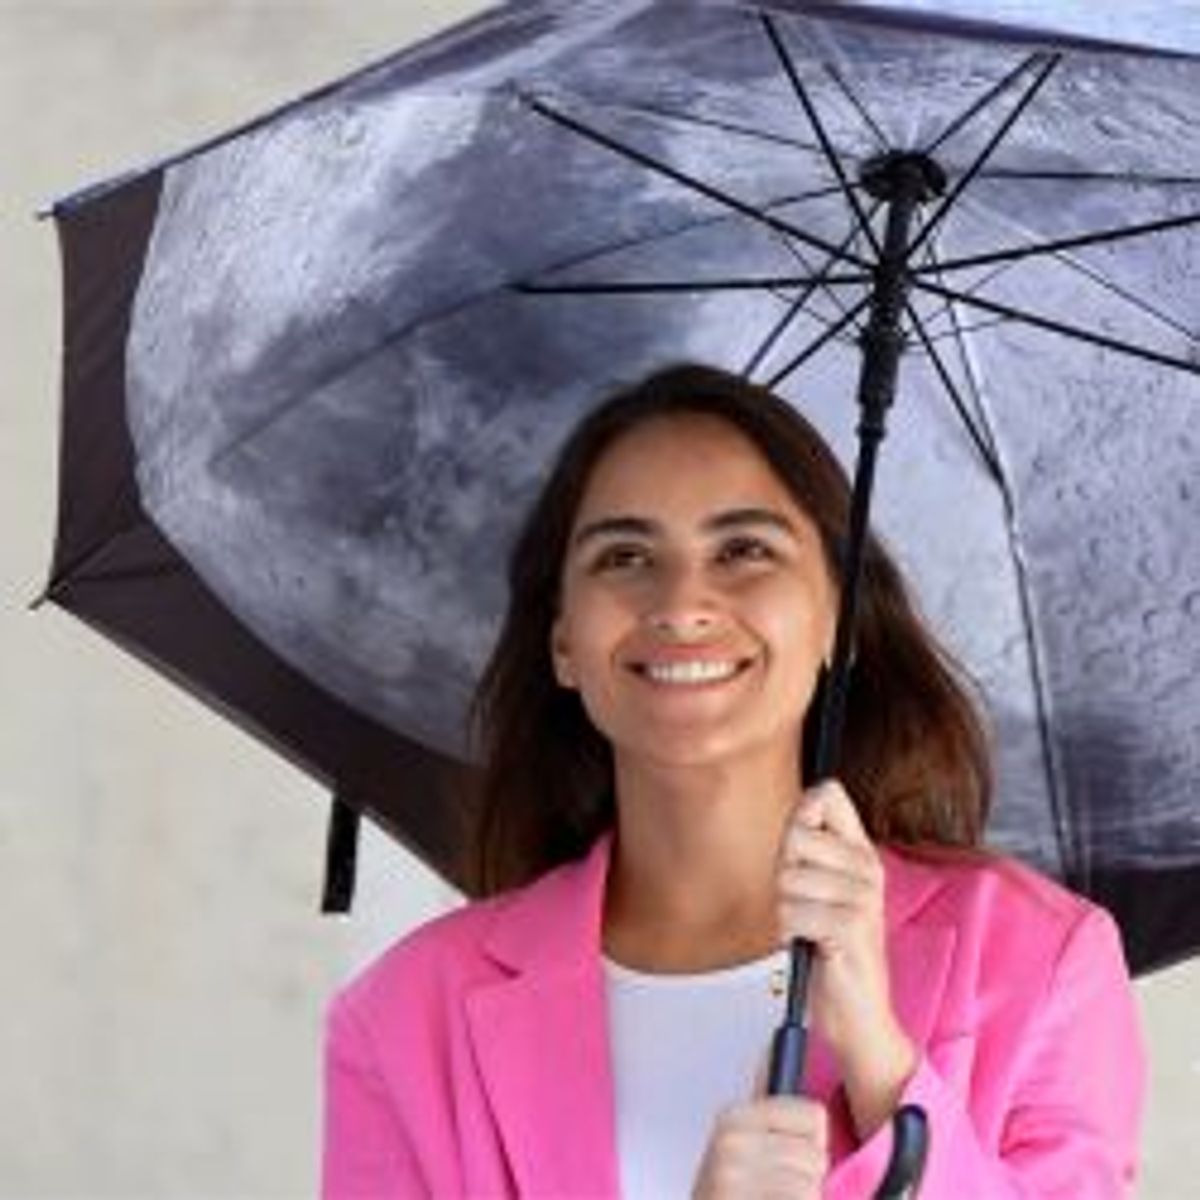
[549,618,577,689]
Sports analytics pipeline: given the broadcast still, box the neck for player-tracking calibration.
[601,749,800,972]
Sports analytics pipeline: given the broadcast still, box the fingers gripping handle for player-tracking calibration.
[874,1105,929,1199]
[768,1024,928,1199]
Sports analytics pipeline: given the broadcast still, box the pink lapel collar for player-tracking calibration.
[478,832,614,974]
[465,832,620,1197]
[880,845,960,1046]
[881,843,953,928]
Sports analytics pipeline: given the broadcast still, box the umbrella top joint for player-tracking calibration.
[858,151,947,204]
[848,151,946,427]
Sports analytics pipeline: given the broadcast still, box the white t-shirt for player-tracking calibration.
[602,947,793,1200]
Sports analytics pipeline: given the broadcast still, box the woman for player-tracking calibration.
[323,364,1144,1198]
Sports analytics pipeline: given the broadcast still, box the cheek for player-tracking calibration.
[747,582,831,652]
[558,591,627,671]
[561,618,627,738]
[750,604,831,717]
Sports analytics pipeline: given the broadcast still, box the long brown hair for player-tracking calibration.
[462,364,991,896]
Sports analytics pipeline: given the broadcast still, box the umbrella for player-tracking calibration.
[42,0,1200,980]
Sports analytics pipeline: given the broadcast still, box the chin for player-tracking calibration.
[611,726,786,773]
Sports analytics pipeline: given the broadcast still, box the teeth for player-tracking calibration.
[643,660,742,684]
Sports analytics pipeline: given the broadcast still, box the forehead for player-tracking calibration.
[575,413,799,517]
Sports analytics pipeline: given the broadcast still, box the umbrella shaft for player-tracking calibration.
[768,163,935,1200]
[774,156,934,1099]
[818,158,931,778]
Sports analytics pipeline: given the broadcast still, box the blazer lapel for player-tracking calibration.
[880,845,960,1049]
[465,835,621,1198]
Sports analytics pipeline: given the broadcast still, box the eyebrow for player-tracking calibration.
[570,507,800,550]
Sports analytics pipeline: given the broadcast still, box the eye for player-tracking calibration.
[589,543,652,573]
[717,536,776,564]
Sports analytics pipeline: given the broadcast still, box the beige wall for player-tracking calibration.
[1,3,1196,1196]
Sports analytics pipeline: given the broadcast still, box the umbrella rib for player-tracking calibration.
[818,57,889,151]
[912,279,1200,375]
[763,246,846,324]
[202,275,605,482]
[906,251,1021,342]
[762,294,871,390]
[759,14,882,258]
[907,206,1034,340]
[572,95,839,160]
[1032,256,1197,349]
[976,169,1200,187]
[1011,570,1090,893]
[200,254,854,490]
[912,209,1200,276]
[760,199,883,327]
[947,196,1199,346]
[904,303,1005,485]
[517,273,868,296]
[908,55,1061,261]
[514,182,858,291]
[920,232,1003,474]
[773,239,851,317]
[744,300,822,379]
[913,313,1010,344]
[918,239,1083,888]
[908,199,1197,353]
[521,92,871,269]
[203,255,856,487]
[746,208,880,378]
[53,560,185,589]
[923,52,1049,156]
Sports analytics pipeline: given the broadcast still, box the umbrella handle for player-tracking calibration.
[768,1021,929,1197]
[873,1104,930,1199]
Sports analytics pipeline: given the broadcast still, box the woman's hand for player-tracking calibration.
[691,1091,828,1199]
[774,779,917,1140]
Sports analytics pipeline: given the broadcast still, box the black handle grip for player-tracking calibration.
[766,1020,807,1096]
[873,1104,929,1199]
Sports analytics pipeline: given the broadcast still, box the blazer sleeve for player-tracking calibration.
[828,906,1145,1199]
[322,991,428,1199]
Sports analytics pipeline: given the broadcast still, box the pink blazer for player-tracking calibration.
[323,831,1144,1198]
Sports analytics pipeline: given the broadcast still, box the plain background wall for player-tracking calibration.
[2,2,1197,1196]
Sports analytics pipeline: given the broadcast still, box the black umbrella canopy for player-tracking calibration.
[45,0,1200,971]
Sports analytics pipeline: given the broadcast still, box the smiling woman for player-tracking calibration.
[469,364,990,899]
[322,364,1144,1199]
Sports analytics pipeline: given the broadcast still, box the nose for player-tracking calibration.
[642,560,724,641]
